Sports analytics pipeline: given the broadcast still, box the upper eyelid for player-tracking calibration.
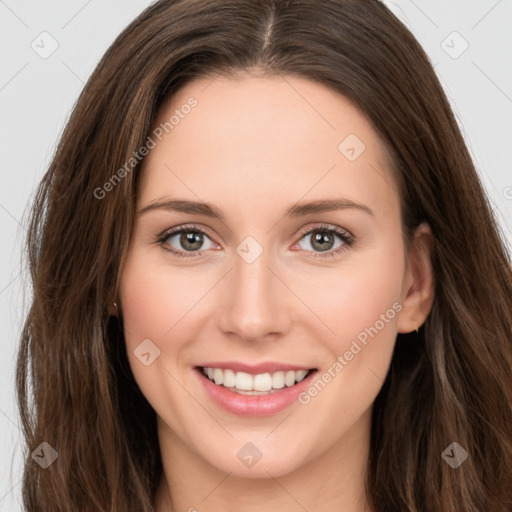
[296,223,353,239]
[161,223,217,242]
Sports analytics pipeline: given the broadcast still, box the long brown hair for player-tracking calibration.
[16,0,512,510]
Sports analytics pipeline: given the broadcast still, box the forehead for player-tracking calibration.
[138,73,399,226]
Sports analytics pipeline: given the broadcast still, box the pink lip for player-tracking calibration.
[195,361,313,374]
[194,366,317,417]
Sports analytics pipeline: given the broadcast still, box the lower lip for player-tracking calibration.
[195,367,317,417]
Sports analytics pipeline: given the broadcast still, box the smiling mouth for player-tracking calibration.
[198,366,316,395]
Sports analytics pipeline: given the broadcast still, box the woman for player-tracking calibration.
[16,0,512,510]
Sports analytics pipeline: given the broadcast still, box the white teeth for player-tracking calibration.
[284,371,296,387]
[213,368,224,385]
[272,371,285,389]
[235,371,253,391]
[223,369,236,388]
[201,367,311,392]
[295,370,308,383]
[253,373,272,391]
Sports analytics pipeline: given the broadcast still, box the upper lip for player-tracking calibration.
[196,361,315,374]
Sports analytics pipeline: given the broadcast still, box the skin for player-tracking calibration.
[115,71,434,512]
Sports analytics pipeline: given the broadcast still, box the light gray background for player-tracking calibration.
[1,1,511,509]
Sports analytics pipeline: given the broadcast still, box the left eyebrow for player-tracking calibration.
[137,197,374,219]
[284,198,374,218]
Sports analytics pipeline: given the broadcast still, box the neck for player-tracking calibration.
[154,407,374,512]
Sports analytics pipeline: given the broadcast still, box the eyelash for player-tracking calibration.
[155,223,355,259]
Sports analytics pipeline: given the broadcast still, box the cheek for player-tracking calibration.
[119,249,203,347]
[117,251,196,420]
[303,241,405,365]
[293,263,403,432]
[119,267,172,345]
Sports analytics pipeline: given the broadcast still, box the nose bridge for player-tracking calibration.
[217,241,289,341]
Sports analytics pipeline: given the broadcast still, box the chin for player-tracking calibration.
[197,435,311,478]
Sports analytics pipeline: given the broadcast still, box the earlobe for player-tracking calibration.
[397,222,435,334]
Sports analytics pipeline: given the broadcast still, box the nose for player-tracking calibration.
[216,246,292,343]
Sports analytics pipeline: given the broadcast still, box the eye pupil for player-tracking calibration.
[311,231,334,251]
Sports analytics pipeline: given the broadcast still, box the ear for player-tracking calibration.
[397,221,435,334]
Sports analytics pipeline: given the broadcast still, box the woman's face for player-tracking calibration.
[118,73,432,478]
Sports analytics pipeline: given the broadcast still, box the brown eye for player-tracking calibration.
[295,225,354,258]
[158,226,215,258]
[309,230,337,251]
[175,230,205,251]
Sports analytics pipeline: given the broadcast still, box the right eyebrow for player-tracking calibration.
[138,198,225,220]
